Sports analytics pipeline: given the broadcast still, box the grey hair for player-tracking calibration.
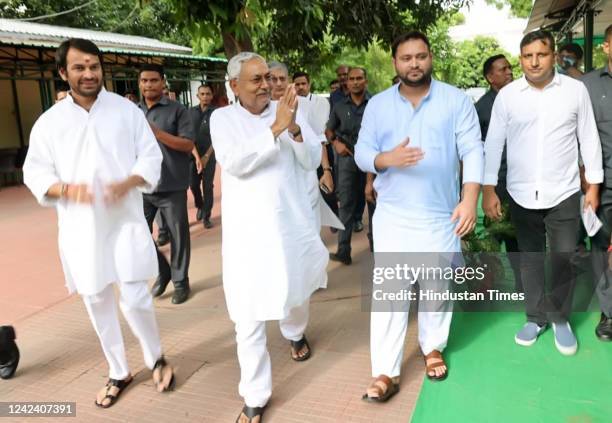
[227,52,266,80]
[268,60,288,76]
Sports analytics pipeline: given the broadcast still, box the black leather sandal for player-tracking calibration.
[290,336,311,362]
[152,356,175,392]
[236,404,266,423]
[95,376,133,408]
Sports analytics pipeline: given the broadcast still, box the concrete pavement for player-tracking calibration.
[0,180,424,422]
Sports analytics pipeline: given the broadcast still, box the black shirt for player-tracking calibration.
[327,92,371,150]
[475,89,508,184]
[138,96,194,192]
[329,88,348,110]
[190,105,216,155]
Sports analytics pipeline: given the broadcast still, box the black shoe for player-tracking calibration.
[156,232,170,247]
[596,313,612,341]
[0,326,20,380]
[329,252,352,265]
[204,219,213,229]
[196,208,203,221]
[172,280,191,304]
[151,276,171,297]
[354,220,364,233]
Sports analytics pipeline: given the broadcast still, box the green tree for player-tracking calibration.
[485,0,533,19]
[306,40,396,94]
[451,36,517,88]
[166,0,470,61]
[309,12,520,94]
[0,0,191,46]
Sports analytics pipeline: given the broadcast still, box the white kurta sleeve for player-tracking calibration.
[576,83,603,184]
[483,92,508,186]
[284,113,321,171]
[130,108,163,193]
[456,94,484,184]
[23,119,61,207]
[310,96,330,142]
[211,110,280,177]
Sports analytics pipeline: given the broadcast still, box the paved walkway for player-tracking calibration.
[0,181,424,422]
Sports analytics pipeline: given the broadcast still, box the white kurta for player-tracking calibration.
[210,101,329,322]
[23,89,163,296]
[296,95,343,231]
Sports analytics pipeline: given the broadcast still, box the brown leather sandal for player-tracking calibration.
[424,350,448,381]
[361,374,399,403]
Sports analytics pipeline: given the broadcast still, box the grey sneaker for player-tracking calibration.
[552,321,578,356]
[515,322,547,346]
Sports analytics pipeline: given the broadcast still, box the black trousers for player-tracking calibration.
[509,191,580,325]
[354,181,366,223]
[189,155,216,220]
[143,190,191,283]
[156,211,168,237]
[336,155,366,257]
[589,187,612,318]
[367,200,375,252]
[495,182,522,292]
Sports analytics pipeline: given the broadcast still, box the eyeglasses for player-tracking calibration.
[237,74,288,86]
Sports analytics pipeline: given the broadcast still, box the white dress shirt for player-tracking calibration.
[300,93,330,142]
[484,73,603,209]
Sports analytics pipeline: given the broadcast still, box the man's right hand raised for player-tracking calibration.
[374,137,424,171]
[271,84,298,138]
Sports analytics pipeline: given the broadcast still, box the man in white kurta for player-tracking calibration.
[268,63,341,295]
[22,38,174,407]
[269,62,341,232]
[293,70,343,232]
[210,52,328,421]
[355,32,483,401]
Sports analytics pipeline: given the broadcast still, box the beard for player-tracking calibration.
[398,67,433,87]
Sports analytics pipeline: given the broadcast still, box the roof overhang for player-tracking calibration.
[525,0,611,38]
[0,18,225,63]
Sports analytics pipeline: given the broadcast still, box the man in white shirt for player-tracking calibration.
[483,30,603,355]
[23,38,175,408]
[210,52,328,423]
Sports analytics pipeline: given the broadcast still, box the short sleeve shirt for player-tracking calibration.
[139,96,194,192]
[327,93,371,148]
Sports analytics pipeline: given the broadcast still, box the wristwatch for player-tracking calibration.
[323,166,333,172]
[289,126,301,138]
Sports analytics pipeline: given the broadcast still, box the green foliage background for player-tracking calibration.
[1,0,607,95]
